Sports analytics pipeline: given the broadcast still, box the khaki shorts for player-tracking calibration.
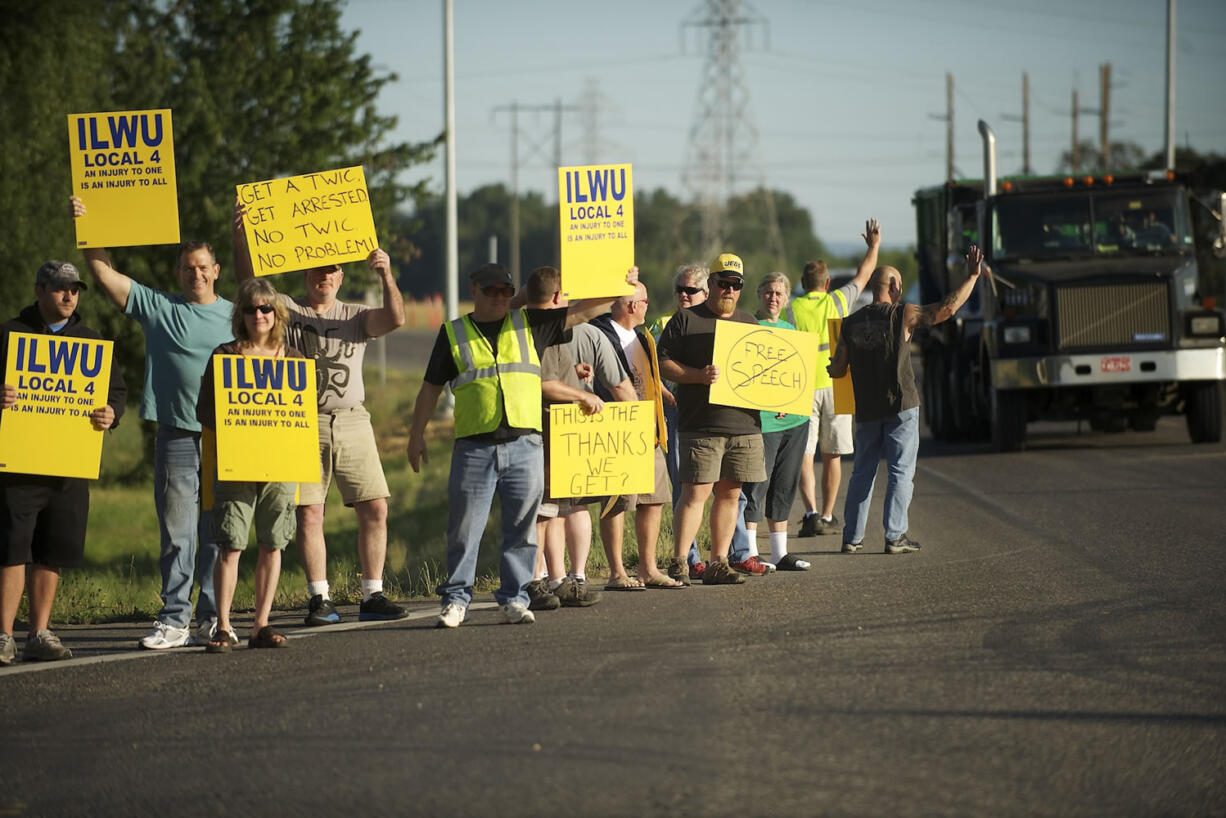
[213,480,297,551]
[604,446,672,515]
[804,387,854,455]
[298,406,390,506]
[678,433,767,484]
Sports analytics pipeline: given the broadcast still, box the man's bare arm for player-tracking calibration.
[232,198,256,283]
[827,338,849,379]
[70,197,131,309]
[659,359,719,385]
[609,378,637,402]
[904,244,986,332]
[407,381,445,472]
[363,248,407,338]
[543,380,604,415]
[849,218,881,294]
[564,267,640,328]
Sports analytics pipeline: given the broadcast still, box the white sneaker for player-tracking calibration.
[436,602,469,629]
[138,621,191,650]
[187,618,238,647]
[499,602,535,625]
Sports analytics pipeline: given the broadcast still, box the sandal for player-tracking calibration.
[248,626,289,649]
[604,575,646,592]
[204,631,232,654]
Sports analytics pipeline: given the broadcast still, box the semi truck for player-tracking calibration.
[913,120,1226,451]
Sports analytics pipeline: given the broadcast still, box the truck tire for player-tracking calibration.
[991,386,1027,452]
[926,350,956,440]
[1184,381,1223,444]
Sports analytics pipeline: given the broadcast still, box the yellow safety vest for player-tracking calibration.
[445,310,542,438]
[787,289,849,390]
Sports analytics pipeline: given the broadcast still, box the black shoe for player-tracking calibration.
[884,534,922,555]
[814,514,841,535]
[841,541,863,554]
[798,514,820,538]
[358,592,409,621]
[526,579,561,611]
[305,594,341,626]
[555,576,601,607]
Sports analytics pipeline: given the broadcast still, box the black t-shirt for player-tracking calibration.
[424,307,569,440]
[840,302,921,423]
[656,302,761,436]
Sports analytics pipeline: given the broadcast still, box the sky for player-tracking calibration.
[340,0,1226,254]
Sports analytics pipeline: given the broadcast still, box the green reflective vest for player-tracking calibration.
[445,310,542,438]
[787,289,849,390]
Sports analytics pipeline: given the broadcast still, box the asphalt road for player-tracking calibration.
[3,408,1224,816]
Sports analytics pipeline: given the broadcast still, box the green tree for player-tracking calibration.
[1056,140,1148,174]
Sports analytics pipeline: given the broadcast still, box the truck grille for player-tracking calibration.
[1055,281,1169,350]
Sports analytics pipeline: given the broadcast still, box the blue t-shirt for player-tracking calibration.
[125,280,233,430]
[758,315,809,435]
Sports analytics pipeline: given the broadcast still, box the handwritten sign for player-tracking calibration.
[0,333,114,479]
[213,355,320,482]
[709,321,820,416]
[557,163,635,299]
[237,166,377,276]
[549,401,654,498]
[828,317,855,415]
[68,109,179,248]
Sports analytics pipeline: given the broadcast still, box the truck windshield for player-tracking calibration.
[991,188,1192,260]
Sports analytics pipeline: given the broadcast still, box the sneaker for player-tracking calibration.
[305,595,342,626]
[885,534,922,554]
[668,558,692,587]
[500,602,536,625]
[774,554,811,571]
[526,579,561,611]
[702,559,747,585]
[436,602,469,629]
[0,632,16,666]
[23,629,73,661]
[554,576,601,608]
[139,621,191,650]
[688,561,706,581]
[359,592,409,621]
[814,515,842,536]
[799,514,820,538]
[841,541,863,554]
[188,617,238,648]
[730,555,770,576]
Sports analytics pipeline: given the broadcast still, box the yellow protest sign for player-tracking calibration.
[237,167,378,276]
[0,333,114,480]
[213,355,320,482]
[68,109,179,248]
[549,401,654,498]
[828,317,855,415]
[557,164,635,299]
[709,321,821,416]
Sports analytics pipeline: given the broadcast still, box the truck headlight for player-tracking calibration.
[1187,313,1224,337]
[1003,325,1032,344]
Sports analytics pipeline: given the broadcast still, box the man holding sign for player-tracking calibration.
[408,263,639,629]
[72,196,234,650]
[1,261,126,664]
[657,253,765,587]
[234,203,407,626]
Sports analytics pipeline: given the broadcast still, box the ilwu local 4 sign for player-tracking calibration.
[212,355,320,483]
[0,333,114,480]
[557,164,635,299]
[68,109,179,248]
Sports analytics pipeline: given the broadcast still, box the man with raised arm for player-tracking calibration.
[71,196,233,650]
[791,220,880,538]
[827,245,986,554]
[232,204,407,625]
[408,263,639,629]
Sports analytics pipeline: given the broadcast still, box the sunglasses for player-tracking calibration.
[482,285,515,297]
[715,279,744,291]
[242,304,275,315]
[675,286,704,296]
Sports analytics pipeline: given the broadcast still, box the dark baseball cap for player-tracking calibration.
[36,260,87,290]
[470,263,513,289]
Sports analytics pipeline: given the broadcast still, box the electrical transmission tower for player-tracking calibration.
[681,0,785,264]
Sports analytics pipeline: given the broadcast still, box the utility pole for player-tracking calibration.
[1164,0,1176,171]
[930,73,955,180]
[1099,62,1112,171]
[1001,71,1031,175]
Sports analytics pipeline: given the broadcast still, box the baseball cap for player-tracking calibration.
[711,253,744,281]
[470,263,513,289]
[36,260,87,290]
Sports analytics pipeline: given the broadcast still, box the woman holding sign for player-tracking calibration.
[196,280,304,652]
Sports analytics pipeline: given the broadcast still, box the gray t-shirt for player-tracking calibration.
[566,323,628,395]
[279,295,370,412]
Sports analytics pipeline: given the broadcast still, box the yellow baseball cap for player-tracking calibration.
[712,253,744,280]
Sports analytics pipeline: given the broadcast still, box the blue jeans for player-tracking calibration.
[664,402,702,565]
[439,434,543,608]
[153,425,218,628]
[842,407,920,544]
[728,490,751,562]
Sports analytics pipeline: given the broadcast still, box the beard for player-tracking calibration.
[717,292,736,313]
